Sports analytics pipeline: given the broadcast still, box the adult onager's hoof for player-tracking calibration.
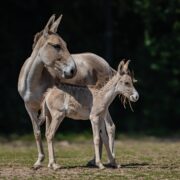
[48,163,61,170]
[32,155,45,170]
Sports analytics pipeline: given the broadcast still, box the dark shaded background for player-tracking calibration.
[0,0,179,135]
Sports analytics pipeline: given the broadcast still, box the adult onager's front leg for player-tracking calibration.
[25,104,44,169]
[46,111,64,170]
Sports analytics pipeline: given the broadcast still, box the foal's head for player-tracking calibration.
[33,14,76,79]
[116,60,139,103]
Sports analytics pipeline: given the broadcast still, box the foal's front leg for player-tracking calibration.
[87,111,115,167]
[90,117,105,169]
[46,111,64,170]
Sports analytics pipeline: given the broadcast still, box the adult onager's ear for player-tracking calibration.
[118,60,125,75]
[50,14,63,33]
[43,14,56,37]
[123,60,131,73]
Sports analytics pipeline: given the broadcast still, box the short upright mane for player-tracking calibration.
[32,30,43,50]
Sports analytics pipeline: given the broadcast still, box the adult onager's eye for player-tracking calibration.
[125,82,130,86]
[52,44,61,51]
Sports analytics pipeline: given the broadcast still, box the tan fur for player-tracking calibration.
[42,60,139,169]
[18,14,115,169]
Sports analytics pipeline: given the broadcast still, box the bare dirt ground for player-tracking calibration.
[0,137,179,179]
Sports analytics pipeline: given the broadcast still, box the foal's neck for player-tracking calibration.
[96,74,119,107]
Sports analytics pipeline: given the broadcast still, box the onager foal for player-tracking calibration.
[41,60,139,170]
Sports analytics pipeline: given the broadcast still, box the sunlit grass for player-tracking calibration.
[0,135,179,179]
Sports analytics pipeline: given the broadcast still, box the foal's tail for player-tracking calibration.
[39,99,48,126]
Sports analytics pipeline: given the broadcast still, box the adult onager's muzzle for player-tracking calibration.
[130,90,139,102]
[63,56,77,79]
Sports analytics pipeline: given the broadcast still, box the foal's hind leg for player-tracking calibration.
[46,111,64,170]
[105,111,116,158]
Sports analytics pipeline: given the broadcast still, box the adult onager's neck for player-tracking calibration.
[26,55,44,91]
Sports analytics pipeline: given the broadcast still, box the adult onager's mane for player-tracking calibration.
[32,30,43,50]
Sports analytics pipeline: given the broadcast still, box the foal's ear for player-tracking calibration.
[43,14,56,37]
[118,60,125,75]
[50,14,63,33]
[131,70,138,83]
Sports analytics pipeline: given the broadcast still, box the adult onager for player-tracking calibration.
[41,60,139,170]
[18,14,116,169]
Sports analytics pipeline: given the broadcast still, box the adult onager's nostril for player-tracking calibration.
[70,68,75,76]
[63,67,76,79]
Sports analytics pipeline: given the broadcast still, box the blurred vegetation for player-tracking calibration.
[0,0,179,135]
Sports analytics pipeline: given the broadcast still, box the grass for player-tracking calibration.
[0,134,179,179]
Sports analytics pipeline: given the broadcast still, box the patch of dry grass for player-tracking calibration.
[0,136,179,179]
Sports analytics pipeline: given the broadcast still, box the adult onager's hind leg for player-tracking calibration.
[25,104,44,169]
[46,111,64,170]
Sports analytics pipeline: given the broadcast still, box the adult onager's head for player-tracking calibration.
[33,14,76,79]
[115,60,139,103]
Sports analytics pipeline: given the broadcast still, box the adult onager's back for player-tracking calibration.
[41,60,139,170]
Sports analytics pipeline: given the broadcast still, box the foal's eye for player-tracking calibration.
[52,44,61,51]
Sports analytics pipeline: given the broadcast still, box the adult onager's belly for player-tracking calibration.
[65,96,92,120]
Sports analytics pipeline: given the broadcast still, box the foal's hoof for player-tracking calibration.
[48,163,61,170]
[106,162,121,169]
[98,163,105,170]
[95,162,105,170]
[86,159,96,167]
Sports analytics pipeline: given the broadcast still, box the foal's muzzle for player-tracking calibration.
[130,92,139,102]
